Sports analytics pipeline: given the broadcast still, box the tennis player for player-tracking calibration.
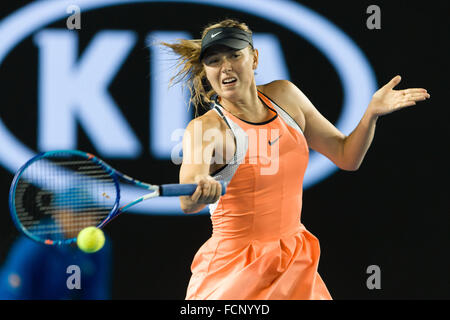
[162,19,430,299]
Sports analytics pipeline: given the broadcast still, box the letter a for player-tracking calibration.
[366,265,381,289]
[366,5,381,30]
[66,265,81,289]
[66,5,81,30]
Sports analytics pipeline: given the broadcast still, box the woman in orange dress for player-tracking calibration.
[162,19,430,300]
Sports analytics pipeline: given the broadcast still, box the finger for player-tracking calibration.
[403,88,428,94]
[402,93,430,102]
[190,183,203,202]
[385,75,402,89]
[411,94,430,101]
[401,90,429,99]
[191,178,207,201]
[208,181,217,202]
[398,101,416,109]
[190,188,200,202]
[200,181,211,202]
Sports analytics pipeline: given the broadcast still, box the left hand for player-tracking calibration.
[367,75,430,118]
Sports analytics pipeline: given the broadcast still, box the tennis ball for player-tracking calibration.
[77,227,105,253]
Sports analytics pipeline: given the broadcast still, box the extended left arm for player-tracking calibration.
[341,75,430,170]
[340,109,378,171]
[279,76,430,171]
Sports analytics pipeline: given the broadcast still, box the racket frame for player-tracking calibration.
[9,150,123,245]
[9,150,225,246]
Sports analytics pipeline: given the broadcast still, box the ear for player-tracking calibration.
[252,48,259,70]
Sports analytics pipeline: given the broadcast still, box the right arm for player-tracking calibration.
[179,115,224,214]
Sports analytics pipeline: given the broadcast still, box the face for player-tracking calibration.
[202,45,258,100]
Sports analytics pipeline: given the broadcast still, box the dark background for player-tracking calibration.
[0,0,448,299]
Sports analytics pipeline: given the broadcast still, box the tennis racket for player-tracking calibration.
[9,150,227,246]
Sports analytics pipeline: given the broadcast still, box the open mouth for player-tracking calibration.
[222,77,237,85]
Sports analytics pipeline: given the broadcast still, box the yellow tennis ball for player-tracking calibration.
[77,227,105,253]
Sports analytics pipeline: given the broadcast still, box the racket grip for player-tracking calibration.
[160,181,227,197]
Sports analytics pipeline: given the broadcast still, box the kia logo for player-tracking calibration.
[0,0,377,215]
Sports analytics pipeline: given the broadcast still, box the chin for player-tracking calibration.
[219,86,240,99]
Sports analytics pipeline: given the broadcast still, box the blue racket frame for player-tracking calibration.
[9,150,121,245]
[9,150,227,246]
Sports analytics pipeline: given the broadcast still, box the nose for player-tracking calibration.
[220,57,232,72]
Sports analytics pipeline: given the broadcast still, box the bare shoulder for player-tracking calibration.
[258,80,303,111]
[185,108,235,174]
[257,80,306,132]
[187,108,226,132]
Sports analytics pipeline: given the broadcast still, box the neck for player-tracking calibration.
[218,85,266,117]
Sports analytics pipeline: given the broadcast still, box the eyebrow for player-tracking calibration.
[204,49,240,59]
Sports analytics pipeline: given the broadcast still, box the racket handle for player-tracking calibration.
[160,181,227,197]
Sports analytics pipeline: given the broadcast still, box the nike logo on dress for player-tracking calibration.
[268,135,282,146]
[211,31,222,38]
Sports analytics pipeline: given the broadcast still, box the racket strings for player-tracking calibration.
[14,153,117,242]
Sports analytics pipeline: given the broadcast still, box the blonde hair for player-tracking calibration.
[158,18,254,117]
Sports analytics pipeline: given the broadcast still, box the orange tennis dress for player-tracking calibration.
[185,91,332,300]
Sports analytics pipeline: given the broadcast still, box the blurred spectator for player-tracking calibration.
[0,235,112,299]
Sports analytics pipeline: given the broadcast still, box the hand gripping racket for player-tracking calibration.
[9,150,226,246]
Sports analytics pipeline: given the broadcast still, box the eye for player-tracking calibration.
[204,58,218,66]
